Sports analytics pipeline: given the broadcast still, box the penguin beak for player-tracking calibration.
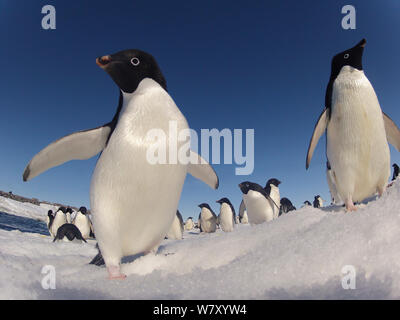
[96,55,112,68]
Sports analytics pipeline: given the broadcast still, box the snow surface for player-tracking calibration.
[1,181,400,299]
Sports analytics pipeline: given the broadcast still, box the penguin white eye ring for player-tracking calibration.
[130,57,140,66]
[344,53,349,59]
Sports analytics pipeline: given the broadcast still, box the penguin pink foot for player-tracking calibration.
[345,198,357,212]
[107,266,126,280]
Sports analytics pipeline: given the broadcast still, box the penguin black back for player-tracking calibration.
[53,224,87,242]
[264,178,281,195]
[216,198,236,217]
[392,163,399,181]
[313,196,321,208]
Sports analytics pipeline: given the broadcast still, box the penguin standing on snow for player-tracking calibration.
[238,200,249,224]
[184,217,195,231]
[23,49,219,279]
[198,203,217,233]
[50,207,67,236]
[264,178,281,219]
[216,198,236,232]
[238,181,278,225]
[306,39,400,211]
[46,210,55,237]
[72,206,92,239]
[66,207,73,223]
[313,195,323,208]
[53,224,87,243]
[279,198,296,215]
[302,201,312,207]
[166,210,184,240]
[392,164,399,181]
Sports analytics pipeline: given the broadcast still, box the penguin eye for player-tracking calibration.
[344,53,350,59]
[130,57,140,66]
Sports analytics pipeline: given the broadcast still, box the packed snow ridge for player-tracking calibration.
[1,180,400,299]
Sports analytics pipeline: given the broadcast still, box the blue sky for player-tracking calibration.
[1,1,400,218]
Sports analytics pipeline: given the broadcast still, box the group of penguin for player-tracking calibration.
[47,206,94,243]
[166,178,298,240]
[21,38,400,279]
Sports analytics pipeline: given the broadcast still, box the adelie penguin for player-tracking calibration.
[238,181,279,225]
[53,224,87,243]
[184,217,195,231]
[264,178,281,219]
[165,210,184,240]
[238,200,249,224]
[46,210,55,237]
[72,206,92,240]
[216,198,236,232]
[306,39,400,211]
[198,203,217,233]
[50,207,67,237]
[392,163,399,181]
[313,195,323,208]
[279,198,296,215]
[23,49,219,279]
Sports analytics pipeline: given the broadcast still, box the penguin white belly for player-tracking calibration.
[166,215,183,240]
[269,186,280,219]
[241,211,249,224]
[73,213,91,239]
[243,191,273,225]
[200,209,216,233]
[327,68,390,202]
[219,203,234,232]
[90,80,188,265]
[51,213,66,236]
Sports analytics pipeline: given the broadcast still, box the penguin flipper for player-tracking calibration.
[23,125,112,181]
[383,112,400,152]
[188,151,219,189]
[239,200,246,218]
[306,108,329,169]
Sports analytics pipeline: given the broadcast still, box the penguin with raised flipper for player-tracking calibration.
[306,39,400,211]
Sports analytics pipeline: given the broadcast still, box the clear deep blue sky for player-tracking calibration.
[1,1,400,218]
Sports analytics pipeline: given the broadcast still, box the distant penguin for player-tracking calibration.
[198,203,217,233]
[326,161,342,204]
[166,210,184,240]
[23,49,219,279]
[72,206,92,239]
[184,217,195,231]
[306,39,400,211]
[279,198,296,215]
[239,181,278,225]
[51,207,67,236]
[216,198,235,232]
[303,201,312,207]
[264,178,281,219]
[313,195,323,208]
[235,216,240,224]
[66,207,73,223]
[238,200,249,224]
[46,210,55,237]
[53,223,87,243]
[392,163,400,181]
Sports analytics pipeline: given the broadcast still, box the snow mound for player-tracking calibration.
[1,181,400,299]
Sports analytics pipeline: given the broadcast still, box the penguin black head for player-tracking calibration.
[393,163,399,169]
[96,49,167,94]
[58,207,67,214]
[66,208,73,214]
[314,195,321,200]
[238,181,262,194]
[304,200,311,206]
[79,206,87,215]
[216,198,231,205]
[47,210,53,217]
[265,178,281,188]
[198,203,212,211]
[330,39,366,80]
